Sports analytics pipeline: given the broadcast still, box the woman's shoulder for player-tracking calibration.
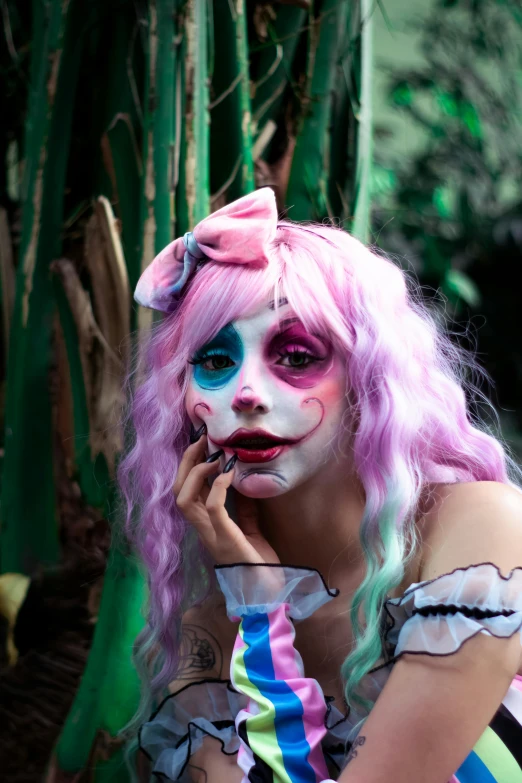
[390,481,522,600]
[416,480,522,583]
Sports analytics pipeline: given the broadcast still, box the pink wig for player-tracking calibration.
[119,220,521,734]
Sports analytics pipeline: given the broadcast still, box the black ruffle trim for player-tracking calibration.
[369,616,522,675]
[138,678,239,781]
[214,561,341,597]
[398,560,522,600]
[412,604,517,620]
[373,560,522,672]
[138,677,351,780]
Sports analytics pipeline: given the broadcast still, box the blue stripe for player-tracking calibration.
[455,750,499,783]
[242,612,317,783]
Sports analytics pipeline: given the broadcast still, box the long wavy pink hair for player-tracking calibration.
[119,220,521,746]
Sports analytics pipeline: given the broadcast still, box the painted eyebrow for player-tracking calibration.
[276,316,301,332]
[270,316,329,344]
[268,297,289,310]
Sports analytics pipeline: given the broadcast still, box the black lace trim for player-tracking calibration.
[214,562,340,597]
[138,676,351,780]
[398,561,522,601]
[138,677,240,780]
[377,560,522,669]
[412,604,517,620]
[369,616,522,675]
[324,693,351,731]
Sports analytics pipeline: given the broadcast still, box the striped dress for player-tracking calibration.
[139,562,522,782]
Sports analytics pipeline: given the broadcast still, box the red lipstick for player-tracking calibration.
[215,428,300,463]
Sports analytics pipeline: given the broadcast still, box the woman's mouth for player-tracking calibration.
[216,428,299,463]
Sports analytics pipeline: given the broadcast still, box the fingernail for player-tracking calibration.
[190,423,207,443]
[205,449,223,463]
[223,453,238,473]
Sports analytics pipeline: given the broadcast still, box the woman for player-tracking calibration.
[120,188,522,782]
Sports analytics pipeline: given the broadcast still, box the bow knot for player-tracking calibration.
[134,188,278,312]
[183,231,206,261]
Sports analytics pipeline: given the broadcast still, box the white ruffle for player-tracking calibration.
[384,562,522,657]
[139,679,242,781]
[139,679,353,780]
[214,563,339,620]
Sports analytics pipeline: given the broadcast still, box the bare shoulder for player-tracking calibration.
[417,480,522,581]
[168,591,236,693]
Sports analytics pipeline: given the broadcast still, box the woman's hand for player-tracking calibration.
[173,436,279,565]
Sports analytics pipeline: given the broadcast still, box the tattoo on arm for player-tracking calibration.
[187,763,208,783]
[345,735,366,765]
[177,624,223,679]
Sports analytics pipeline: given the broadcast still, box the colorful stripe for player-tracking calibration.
[454,724,522,783]
[454,749,498,783]
[231,605,329,783]
[267,602,331,778]
[242,612,317,783]
[233,625,288,783]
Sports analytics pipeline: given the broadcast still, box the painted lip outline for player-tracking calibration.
[212,428,303,464]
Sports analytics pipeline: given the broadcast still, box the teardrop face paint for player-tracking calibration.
[185,302,349,497]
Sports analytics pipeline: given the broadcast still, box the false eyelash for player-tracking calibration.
[277,347,325,361]
[188,348,231,366]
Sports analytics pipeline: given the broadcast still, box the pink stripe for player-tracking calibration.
[268,604,329,781]
[233,632,245,655]
[511,674,522,692]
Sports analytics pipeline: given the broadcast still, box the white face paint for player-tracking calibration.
[185,302,348,497]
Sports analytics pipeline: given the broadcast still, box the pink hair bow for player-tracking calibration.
[134,187,278,312]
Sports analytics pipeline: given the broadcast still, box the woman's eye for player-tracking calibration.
[202,354,234,371]
[277,350,315,368]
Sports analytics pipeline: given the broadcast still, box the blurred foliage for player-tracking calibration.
[372,0,522,447]
[0,0,373,779]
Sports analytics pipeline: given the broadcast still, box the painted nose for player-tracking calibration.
[232,384,271,414]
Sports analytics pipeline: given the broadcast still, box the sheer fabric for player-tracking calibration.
[214,563,339,620]
[139,562,522,781]
[384,562,522,659]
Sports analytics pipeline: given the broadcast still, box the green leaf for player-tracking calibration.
[444,268,481,308]
[436,90,459,116]
[433,184,455,219]
[462,102,482,139]
[391,81,413,106]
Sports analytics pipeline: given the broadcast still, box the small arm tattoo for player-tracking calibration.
[345,735,366,765]
[177,623,223,678]
[187,763,208,783]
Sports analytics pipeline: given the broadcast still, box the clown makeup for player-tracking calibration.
[185,302,349,498]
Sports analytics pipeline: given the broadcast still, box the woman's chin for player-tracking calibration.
[234,470,289,498]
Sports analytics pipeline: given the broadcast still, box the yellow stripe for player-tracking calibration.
[473,726,522,783]
[234,623,293,783]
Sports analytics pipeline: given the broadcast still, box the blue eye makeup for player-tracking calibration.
[189,323,243,390]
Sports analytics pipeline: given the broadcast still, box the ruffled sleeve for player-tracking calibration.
[214,562,339,620]
[215,563,339,783]
[383,562,522,660]
[138,679,246,781]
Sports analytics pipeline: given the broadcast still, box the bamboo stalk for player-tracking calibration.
[209,0,254,203]
[139,0,178,334]
[0,0,83,574]
[49,545,146,783]
[351,0,373,243]
[185,0,210,226]
[286,0,351,220]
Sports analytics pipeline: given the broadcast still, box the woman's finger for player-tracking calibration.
[175,460,220,528]
[205,469,238,535]
[172,436,207,496]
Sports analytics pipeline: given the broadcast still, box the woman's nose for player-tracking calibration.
[231,381,272,414]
